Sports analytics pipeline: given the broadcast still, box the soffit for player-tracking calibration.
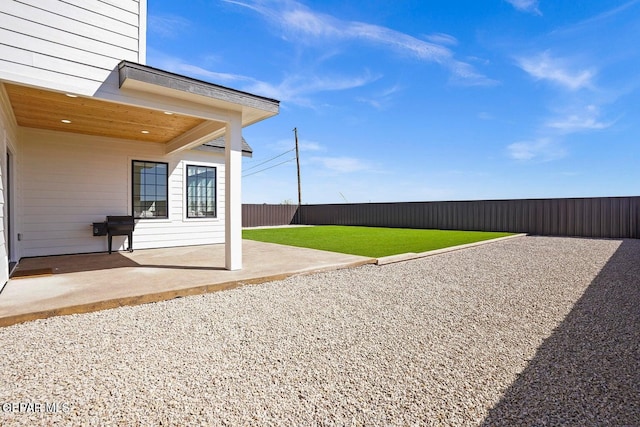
[4,83,207,143]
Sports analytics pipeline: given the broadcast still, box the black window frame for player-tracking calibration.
[186,164,217,219]
[132,160,169,219]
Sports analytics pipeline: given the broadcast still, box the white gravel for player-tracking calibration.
[1,236,639,426]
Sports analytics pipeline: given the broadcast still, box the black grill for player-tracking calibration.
[106,216,134,254]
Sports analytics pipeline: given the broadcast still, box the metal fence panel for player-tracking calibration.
[242,204,298,227]
[243,196,640,239]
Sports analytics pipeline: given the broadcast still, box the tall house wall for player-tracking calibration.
[0,0,147,95]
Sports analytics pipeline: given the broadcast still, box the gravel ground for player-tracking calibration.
[1,236,639,426]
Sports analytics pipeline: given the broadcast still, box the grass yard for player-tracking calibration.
[243,226,514,258]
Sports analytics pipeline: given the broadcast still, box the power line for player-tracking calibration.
[243,148,295,172]
[242,157,297,178]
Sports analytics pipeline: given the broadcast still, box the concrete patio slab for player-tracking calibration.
[0,240,375,327]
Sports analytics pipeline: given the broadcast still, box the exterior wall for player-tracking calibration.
[0,86,18,283]
[0,0,146,95]
[0,107,6,283]
[18,128,226,257]
[0,91,15,287]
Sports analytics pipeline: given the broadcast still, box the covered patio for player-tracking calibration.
[0,240,375,327]
[2,61,280,278]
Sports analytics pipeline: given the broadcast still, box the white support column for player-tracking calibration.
[225,114,243,270]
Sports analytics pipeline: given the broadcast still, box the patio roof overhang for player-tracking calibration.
[2,61,279,155]
[1,61,280,271]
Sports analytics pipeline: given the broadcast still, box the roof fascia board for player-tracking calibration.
[94,69,234,122]
[118,61,279,114]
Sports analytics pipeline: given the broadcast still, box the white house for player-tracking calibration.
[0,0,279,285]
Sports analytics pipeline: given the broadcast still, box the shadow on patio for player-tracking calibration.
[12,251,141,275]
[11,251,227,276]
[481,239,640,425]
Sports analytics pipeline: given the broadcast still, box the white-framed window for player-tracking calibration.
[186,164,217,218]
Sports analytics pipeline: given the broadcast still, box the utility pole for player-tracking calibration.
[293,127,302,207]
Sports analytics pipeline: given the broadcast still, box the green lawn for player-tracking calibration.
[243,226,514,258]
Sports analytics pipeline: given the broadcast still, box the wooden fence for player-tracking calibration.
[243,196,640,238]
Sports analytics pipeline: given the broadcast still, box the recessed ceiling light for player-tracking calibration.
[61,119,72,124]
[65,93,78,98]
[163,111,174,115]
[141,130,150,134]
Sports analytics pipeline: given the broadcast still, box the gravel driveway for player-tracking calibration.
[1,236,639,426]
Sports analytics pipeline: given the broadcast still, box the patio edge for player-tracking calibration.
[0,258,376,328]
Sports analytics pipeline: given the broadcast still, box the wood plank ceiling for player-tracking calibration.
[4,83,206,143]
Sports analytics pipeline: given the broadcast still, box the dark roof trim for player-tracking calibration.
[118,61,279,112]
[196,135,253,158]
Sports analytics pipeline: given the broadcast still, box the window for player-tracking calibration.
[132,160,168,218]
[186,165,217,218]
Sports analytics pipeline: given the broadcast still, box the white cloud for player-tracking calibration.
[505,0,542,15]
[507,138,566,161]
[546,105,614,133]
[345,21,451,63]
[300,141,324,151]
[517,51,595,90]
[511,54,613,161]
[281,7,342,38]
[147,50,254,84]
[424,33,458,46]
[146,50,377,105]
[357,84,403,110]
[554,0,640,34]
[507,141,537,160]
[244,71,381,105]
[448,60,499,86]
[225,0,495,86]
[310,156,372,173]
[271,138,325,152]
[148,15,191,38]
[172,63,255,84]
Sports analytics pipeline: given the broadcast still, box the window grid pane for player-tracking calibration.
[132,160,168,219]
[186,165,216,218]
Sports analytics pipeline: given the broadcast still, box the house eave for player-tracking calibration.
[117,61,279,127]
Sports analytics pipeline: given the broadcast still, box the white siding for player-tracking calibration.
[0,143,5,282]
[19,128,226,257]
[0,86,19,283]
[0,0,145,95]
[0,99,8,284]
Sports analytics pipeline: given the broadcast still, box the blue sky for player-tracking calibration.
[147,0,640,204]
